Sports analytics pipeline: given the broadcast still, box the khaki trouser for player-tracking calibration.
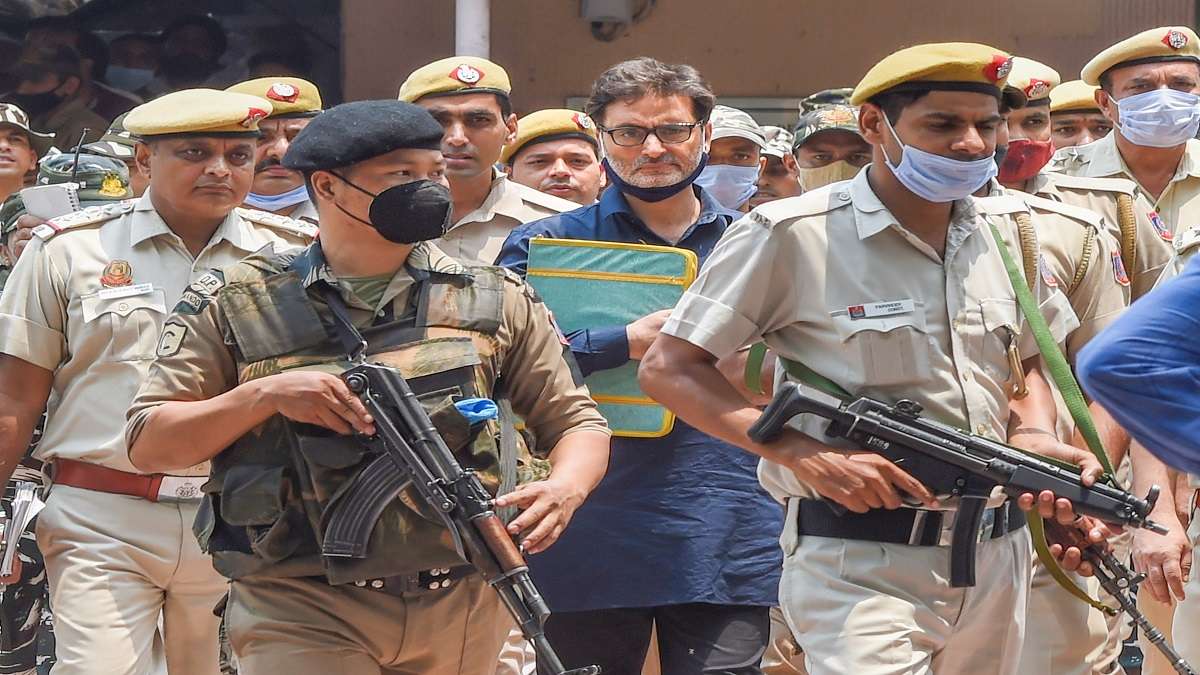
[761,605,807,675]
[1168,514,1200,671]
[36,485,224,675]
[777,505,1031,675]
[496,628,535,675]
[226,573,512,675]
[1019,558,1115,674]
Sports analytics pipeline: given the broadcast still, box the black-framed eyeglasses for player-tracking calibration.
[597,122,704,147]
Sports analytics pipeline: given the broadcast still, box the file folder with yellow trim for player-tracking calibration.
[526,237,698,437]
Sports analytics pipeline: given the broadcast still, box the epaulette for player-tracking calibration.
[235,207,319,240]
[1174,224,1200,256]
[1021,193,1106,230]
[513,182,578,214]
[32,199,135,241]
[752,184,848,224]
[1040,172,1138,196]
[972,194,1030,216]
[1048,142,1098,172]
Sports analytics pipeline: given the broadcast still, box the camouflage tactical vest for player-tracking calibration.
[196,249,542,584]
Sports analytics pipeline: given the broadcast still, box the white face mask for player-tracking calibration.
[882,115,997,202]
[694,163,760,209]
[1116,88,1200,148]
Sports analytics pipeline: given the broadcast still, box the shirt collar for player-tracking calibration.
[597,183,731,233]
[451,172,524,228]
[129,189,256,251]
[1088,132,1131,178]
[849,167,979,241]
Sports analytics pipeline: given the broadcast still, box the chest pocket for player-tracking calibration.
[832,310,930,387]
[974,298,1022,385]
[80,289,168,362]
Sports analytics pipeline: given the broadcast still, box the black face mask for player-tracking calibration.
[7,90,62,117]
[331,174,453,244]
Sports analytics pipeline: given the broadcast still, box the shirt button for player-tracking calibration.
[838,192,850,201]
[117,302,129,312]
[976,424,988,435]
[370,579,384,589]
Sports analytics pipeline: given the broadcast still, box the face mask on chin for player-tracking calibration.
[601,152,709,203]
[882,115,998,202]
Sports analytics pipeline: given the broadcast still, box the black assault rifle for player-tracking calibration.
[322,362,599,675]
[747,382,1168,587]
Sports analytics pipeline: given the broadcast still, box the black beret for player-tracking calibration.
[282,100,444,172]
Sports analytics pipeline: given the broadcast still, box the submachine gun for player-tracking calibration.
[322,362,599,675]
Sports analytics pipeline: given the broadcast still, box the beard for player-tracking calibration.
[606,142,704,188]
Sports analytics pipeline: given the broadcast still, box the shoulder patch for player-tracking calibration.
[33,200,136,241]
[1038,253,1058,288]
[1111,250,1131,286]
[1022,193,1105,230]
[174,269,225,315]
[235,207,319,241]
[1148,211,1173,242]
[156,320,188,357]
[1048,143,1098,172]
[1174,224,1200,255]
[1041,172,1138,197]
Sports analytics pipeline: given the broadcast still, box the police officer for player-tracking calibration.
[0,104,51,271]
[640,42,1111,675]
[80,113,146,196]
[1051,29,1200,669]
[399,57,577,264]
[1050,80,1112,149]
[0,88,316,675]
[124,99,611,675]
[227,76,323,221]
[750,126,802,208]
[790,102,871,192]
[502,108,605,205]
[696,105,768,211]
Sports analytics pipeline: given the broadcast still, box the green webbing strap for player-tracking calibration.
[986,218,1118,616]
[780,357,852,401]
[744,342,769,396]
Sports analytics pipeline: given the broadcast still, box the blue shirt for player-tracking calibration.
[1078,257,1200,476]
[496,186,783,611]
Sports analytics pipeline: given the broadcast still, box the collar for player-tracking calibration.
[1088,132,1133,178]
[451,172,523,228]
[129,188,254,251]
[597,183,731,232]
[291,239,469,290]
[850,167,979,241]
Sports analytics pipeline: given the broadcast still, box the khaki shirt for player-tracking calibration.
[0,192,315,474]
[125,242,608,458]
[288,199,318,223]
[437,174,577,264]
[1051,134,1200,237]
[662,170,1077,502]
[1027,171,1171,300]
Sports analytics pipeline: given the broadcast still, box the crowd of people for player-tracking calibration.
[0,12,1195,675]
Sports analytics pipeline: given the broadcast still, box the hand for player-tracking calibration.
[1012,436,1106,523]
[790,450,939,513]
[0,557,20,586]
[492,476,588,554]
[626,309,673,361]
[252,370,375,436]
[1133,515,1192,603]
[1045,516,1110,577]
[7,214,45,262]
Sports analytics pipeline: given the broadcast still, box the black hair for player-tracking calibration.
[248,48,313,78]
[75,31,109,80]
[585,57,715,126]
[868,90,931,124]
[162,14,228,57]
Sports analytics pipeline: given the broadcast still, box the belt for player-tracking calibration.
[346,565,475,596]
[52,459,205,503]
[796,499,1026,546]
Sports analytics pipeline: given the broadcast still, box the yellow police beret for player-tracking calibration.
[500,109,598,164]
[850,42,1014,106]
[1081,26,1200,86]
[398,56,512,103]
[124,89,273,138]
[1006,57,1060,104]
[1049,80,1101,113]
[226,77,322,118]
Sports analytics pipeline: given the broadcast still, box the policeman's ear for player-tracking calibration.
[1095,88,1119,126]
[503,113,519,146]
[758,155,767,176]
[858,103,887,145]
[134,141,153,180]
[782,151,799,175]
[309,170,339,203]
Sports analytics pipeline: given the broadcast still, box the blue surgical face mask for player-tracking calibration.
[694,163,760,209]
[244,184,311,211]
[105,65,155,93]
[882,115,997,202]
[1116,88,1200,148]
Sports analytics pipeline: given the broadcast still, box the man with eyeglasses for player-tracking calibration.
[496,57,782,675]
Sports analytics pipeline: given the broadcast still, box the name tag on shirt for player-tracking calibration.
[97,282,155,300]
[847,299,915,320]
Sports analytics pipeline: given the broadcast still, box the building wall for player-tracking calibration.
[343,0,1194,114]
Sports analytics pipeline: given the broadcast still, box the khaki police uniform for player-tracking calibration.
[0,89,315,675]
[123,239,608,675]
[439,172,577,265]
[0,194,313,675]
[663,167,1077,674]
